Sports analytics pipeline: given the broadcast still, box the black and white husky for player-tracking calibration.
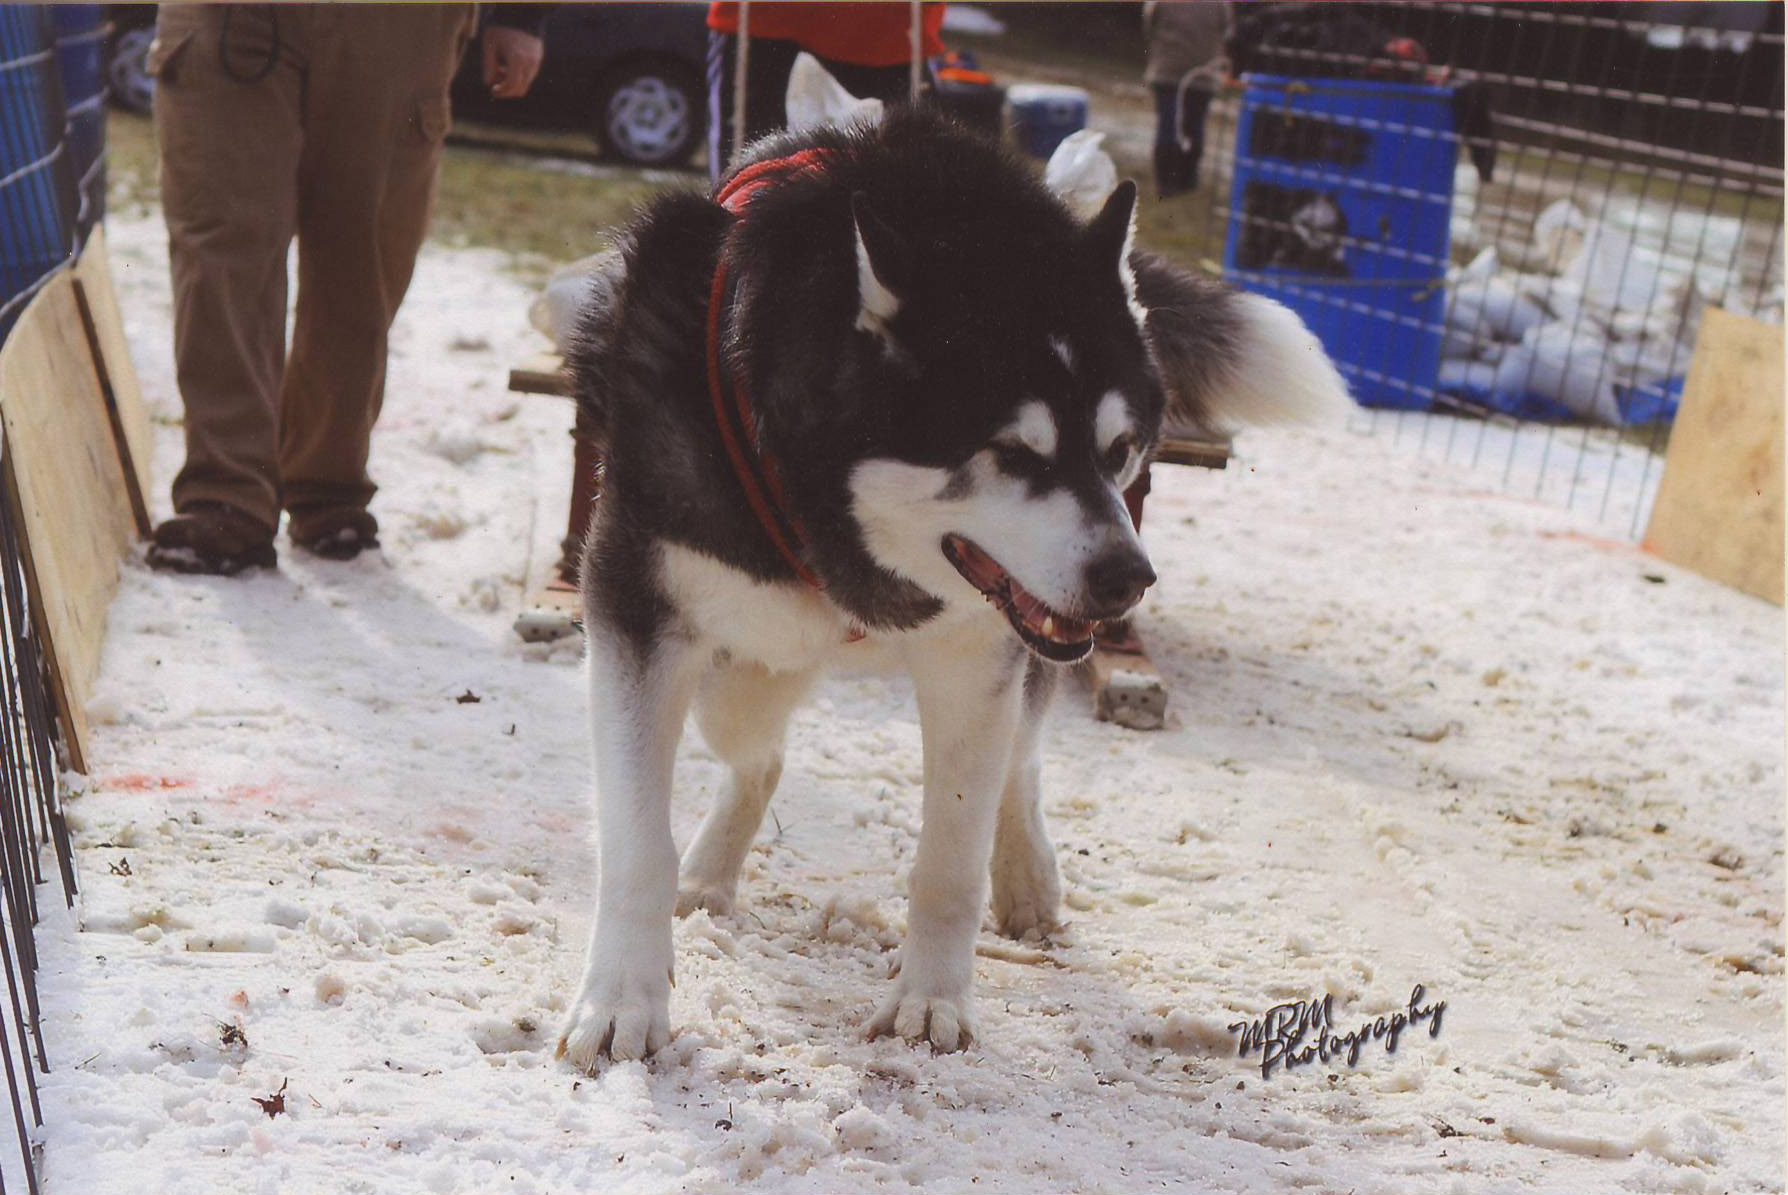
[557,108,1347,1067]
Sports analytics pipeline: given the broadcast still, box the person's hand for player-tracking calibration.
[482,27,544,99]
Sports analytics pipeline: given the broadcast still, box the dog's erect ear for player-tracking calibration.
[1083,180,1147,330]
[851,192,905,339]
[1085,179,1137,264]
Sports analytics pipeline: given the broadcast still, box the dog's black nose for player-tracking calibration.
[1085,550,1156,619]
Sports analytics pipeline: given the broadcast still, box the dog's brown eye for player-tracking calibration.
[1103,436,1133,473]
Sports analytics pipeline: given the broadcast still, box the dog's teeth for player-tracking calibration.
[1041,616,1056,638]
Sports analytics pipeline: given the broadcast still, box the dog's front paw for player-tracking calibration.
[674,880,734,918]
[556,969,671,1070]
[866,989,978,1052]
[990,831,1062,940]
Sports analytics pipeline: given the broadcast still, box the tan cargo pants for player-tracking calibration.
[149,4,476,532]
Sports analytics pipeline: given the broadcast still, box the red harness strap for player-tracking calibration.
[716,148,835,213]
[706,150,838,593]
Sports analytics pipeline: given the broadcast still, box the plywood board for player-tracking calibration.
[72,224,154,536]
[0,272,139,769]
[1643,308,1784,605]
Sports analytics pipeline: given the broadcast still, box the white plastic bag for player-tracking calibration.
[1450,160,1481,256]
[1528,197,1586,275]
[1438,356,1499,394]
[785,52,884,135]
[1493,323,1624,424]
[528,246,626,354]
[1043,129,1118,221]
[1446,247,1547,346]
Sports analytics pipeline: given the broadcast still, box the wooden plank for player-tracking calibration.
[0,273,138,769]
[1156,433,1231,470]
[509,352,1234,473]
[511,474,582,644]
[509,354,571,398]
[71,225,154,537]
[514,579,583,643]
[1084,626,1169,731]
[1643,308,1784,605]
[1,453,86,774]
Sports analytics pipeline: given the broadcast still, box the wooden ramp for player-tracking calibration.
[1643,308,1783,605]
[0,252,150,772]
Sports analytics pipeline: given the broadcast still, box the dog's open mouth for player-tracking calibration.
[941,534,1096,663]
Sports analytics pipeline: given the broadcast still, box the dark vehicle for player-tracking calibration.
[452,4,709,167]
[104,4,709,167]
[105,4,156,113]
[108,5,1000,170]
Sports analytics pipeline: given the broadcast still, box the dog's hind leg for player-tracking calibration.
[868,626,1026,1052]
[677,661,815,918]
[989,657,1063,940]
[559,625,701,1070]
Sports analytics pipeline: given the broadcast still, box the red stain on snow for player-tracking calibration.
[534,812,578,835]
[221,783,279,805]
[1539,529,1642,555]
[100,773,191,792]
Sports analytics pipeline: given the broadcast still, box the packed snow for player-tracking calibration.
[31,209,1782,1193]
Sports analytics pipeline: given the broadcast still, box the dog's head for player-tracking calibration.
[845,180,1162,663]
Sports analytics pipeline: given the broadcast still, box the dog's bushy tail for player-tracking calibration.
[1134,251,1353,435]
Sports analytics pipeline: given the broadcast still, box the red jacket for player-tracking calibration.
[707,3,947,68]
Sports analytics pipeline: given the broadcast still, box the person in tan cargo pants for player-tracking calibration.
[145,4,545,574]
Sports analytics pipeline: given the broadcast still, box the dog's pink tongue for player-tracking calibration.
[946,535,1093,645]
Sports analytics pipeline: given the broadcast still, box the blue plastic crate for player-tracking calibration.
[1223,75,1457,410]
[1006,83,1088,159]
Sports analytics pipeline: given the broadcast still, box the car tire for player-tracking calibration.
[107,23,156,114]
[593,57,702,167]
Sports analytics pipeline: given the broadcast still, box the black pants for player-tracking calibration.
[706,31,911,182]
[1152,82,1212,198]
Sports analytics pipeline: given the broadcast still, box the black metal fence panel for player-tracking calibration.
[0,4,98,1192]
[1179,1,1783,534]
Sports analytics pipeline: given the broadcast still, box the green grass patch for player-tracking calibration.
[105,108,160,215]
[429,136,673,283]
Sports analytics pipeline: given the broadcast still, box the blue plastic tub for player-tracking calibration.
[1223,74,1458,410]
[0,5,76,339]
[1006,83,1088,159]
[51,4,106,236]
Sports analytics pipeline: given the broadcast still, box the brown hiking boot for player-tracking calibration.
[147,502,278,576]
[289,505,380,561]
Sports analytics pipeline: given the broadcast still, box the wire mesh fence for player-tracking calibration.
[1178,1,1784,535]
[0,4,100,1191]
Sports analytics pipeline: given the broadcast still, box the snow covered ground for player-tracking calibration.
[32,211,1783,1193]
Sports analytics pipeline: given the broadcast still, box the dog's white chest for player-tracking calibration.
[658,543,863,671]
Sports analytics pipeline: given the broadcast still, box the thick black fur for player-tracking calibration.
[571,108,1234,640]
[1131,251,1242,432]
